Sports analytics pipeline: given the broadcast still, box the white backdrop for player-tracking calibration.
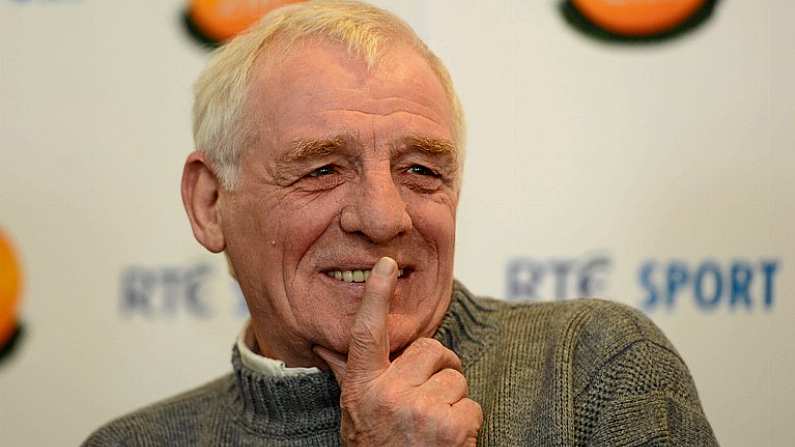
[0,1,792,445]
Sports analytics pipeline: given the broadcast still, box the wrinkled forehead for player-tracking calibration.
[241,36,456,146]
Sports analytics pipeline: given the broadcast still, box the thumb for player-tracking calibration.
[313,345,348,383]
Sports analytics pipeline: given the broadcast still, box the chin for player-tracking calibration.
[386,312,441,352]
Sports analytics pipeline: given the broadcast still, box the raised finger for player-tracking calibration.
[345,256,398,381]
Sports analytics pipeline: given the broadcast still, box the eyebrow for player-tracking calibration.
[401,136,458,157]
[275,134,458,167]
[278,136,347,164]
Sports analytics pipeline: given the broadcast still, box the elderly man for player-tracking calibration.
[85,1,717,445]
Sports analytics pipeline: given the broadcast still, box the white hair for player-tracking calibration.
[192,0,465,190]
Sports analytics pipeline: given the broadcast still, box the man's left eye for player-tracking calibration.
[308,165,336,177]
[407,164,440,177]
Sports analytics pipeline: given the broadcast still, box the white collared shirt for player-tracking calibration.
[236,320,320,376]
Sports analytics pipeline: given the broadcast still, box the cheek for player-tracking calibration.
[407,193,458,255]
[224,190,341,286]
[278,198,342,269]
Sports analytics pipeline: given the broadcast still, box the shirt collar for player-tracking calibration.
[236,320,320,377]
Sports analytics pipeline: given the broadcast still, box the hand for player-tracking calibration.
[314,257,482,446]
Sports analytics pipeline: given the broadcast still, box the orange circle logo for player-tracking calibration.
[562,0,719,42]
[185,0,307,46]
[0,229,22,351]
[573,0,705,36]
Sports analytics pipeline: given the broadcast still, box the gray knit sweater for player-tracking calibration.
[84,282,718,446]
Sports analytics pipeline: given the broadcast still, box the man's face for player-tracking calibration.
[218,39,460,368]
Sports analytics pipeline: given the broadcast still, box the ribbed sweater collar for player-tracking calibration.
[434,281,500,367]
[228,280,498,436]
[230,349,341,436]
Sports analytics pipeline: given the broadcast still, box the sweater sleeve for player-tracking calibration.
[569,302,719,446]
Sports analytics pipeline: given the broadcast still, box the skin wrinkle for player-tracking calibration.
[322,108,446,130]
[369,115,377,158]
[277,60,446,110]
[282,89,444,119]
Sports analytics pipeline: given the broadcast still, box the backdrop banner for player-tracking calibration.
[0,1,791,446]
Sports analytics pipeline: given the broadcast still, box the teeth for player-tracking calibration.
[326,268,406,283]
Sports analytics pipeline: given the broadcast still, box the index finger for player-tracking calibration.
[344,256,398,381]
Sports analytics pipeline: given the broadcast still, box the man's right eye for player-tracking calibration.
[308,165,336,177]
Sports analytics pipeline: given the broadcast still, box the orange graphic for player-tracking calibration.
[188,0,307,43]
[0,229,22,348]
[573,0,706,36]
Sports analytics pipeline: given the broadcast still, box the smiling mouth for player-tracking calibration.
[324,268,408,283]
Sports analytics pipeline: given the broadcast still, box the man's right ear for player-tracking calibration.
[181,151,226,253]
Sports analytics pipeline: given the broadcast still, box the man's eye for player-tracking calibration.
[308,165,336,177]
[407,165,440,177]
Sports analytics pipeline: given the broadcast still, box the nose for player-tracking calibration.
[340,170,412,243]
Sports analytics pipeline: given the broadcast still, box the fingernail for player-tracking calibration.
[373,257,396,277]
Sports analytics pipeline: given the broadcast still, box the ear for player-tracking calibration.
[181,151,226,253]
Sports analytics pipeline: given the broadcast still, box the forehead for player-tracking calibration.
[243,37,455,153]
